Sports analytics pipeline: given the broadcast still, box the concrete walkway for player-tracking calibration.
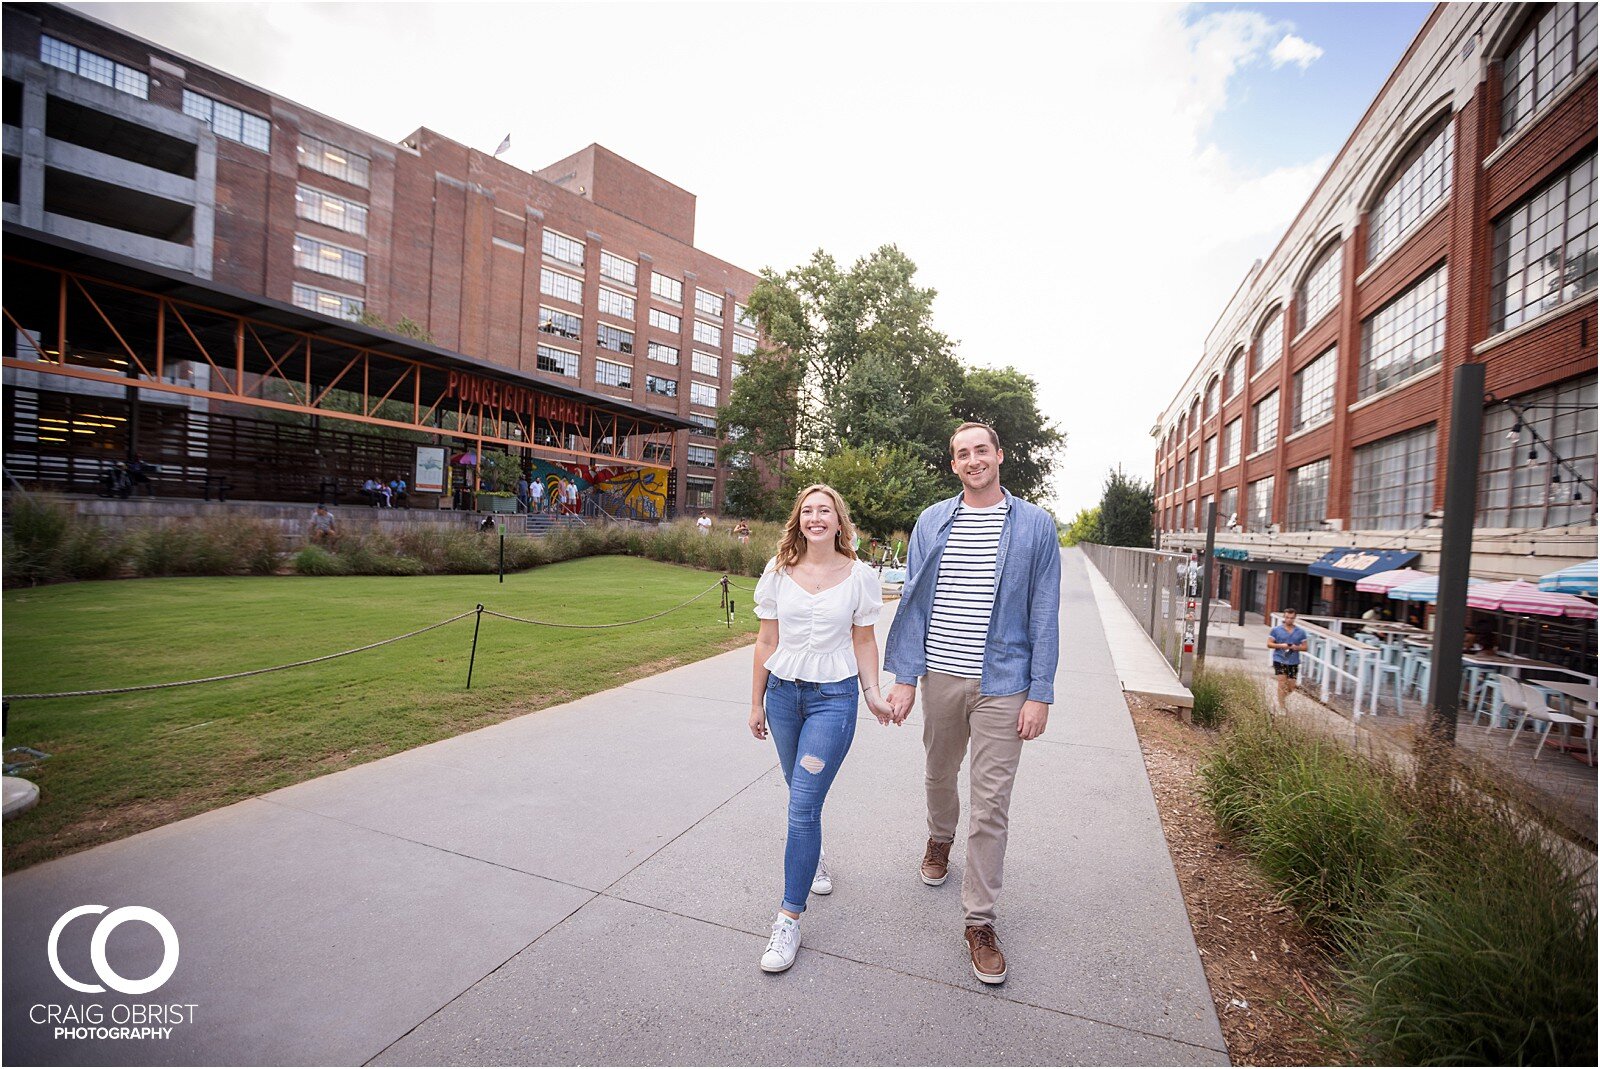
[2,549,1227,1066]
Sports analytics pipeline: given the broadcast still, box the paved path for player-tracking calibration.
[2,549,1227,1066]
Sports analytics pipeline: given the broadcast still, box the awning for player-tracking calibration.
[1308,548,1420,581]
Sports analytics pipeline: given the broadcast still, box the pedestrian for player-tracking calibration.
[515,473,531,514]
[530,476,545,514]
[734,520,751,544]
[1267,608,1308,710]
[882,421,1061,986]
[308,503,339,549]
[696,514,713,536]
[749,484,895,974]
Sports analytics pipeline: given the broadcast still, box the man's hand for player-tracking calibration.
[1017,700,1050,741]
[887,682,917,725]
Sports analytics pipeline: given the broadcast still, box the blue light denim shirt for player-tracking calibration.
[883,486,1062,703]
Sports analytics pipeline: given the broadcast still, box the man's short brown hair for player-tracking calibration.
[949,421,1001,456]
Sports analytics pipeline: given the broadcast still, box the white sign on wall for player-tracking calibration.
[414,447,446,494]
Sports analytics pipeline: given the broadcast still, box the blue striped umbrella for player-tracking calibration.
[1387,575,1486,604]
[1537,560,1598,596]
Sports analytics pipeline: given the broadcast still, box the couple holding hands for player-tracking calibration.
[747,422,1062,982]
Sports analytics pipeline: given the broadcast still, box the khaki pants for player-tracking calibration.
[921,671,1026,927]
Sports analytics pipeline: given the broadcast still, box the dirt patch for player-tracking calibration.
[1127,693,1346,1066]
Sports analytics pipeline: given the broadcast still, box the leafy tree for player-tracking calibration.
[786,444,944,539]
[722,464,784,521]
[1098,466,1155,548]
[954,366,1065,502]
[1060,506,1102,547]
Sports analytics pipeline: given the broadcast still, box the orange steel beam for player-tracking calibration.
[165,301,236,395]
[311,350,363,408]
[364,365,411,418]
[3,306,55,360]
[247,326,307,404]
[70,277,154,379]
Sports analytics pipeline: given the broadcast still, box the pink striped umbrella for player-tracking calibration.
[1466,580,1599,619]
[1355,568,1432,593]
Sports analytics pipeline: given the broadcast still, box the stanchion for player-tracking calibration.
[465,603,484,690]
[498,523,505,584]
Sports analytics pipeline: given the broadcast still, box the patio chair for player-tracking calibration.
[1473,674,1506,728]
[1500,677,1589,762]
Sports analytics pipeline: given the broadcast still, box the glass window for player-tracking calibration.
[1223,350,1244,399]
[693,321,722,348]
[732,333,757,357]
[649,308,681,333]
[651,272,683,303]
[646,374,678,399]
[692,351,721,378]
[1359,263,1446,398]
[1351,425,1437,529]
[1298,242,1343,330]
[1502,3,1598,138]
[40,36,149,99]
[598,287,635,321]
[1247,476,1275,531]
[695,288,724,319]
[690,382,719,407]
[648,341,679,365]
[687,445,717,467]
[1252,390,1279,453]
[1204,378,1219,420]
[1291,347,1338,433]
[538,307,580,341]
[686,477,716,508]
[182,90,270,151]
[595,358,632,389]
[1221,418,1242,468]
[1176,454,1186,487]
[291,283,362,321]
[1218,486,1239,527]
[731,360,744,379]
[735,302,757,331]
[1368,115,1453,263]
[297,135,369,187]
[1285,458,1330,531]
[295,185,368,236]
[539,268,583,306]
[536,344,578,378]
[1254,307,1284,374]
[1490,150,1597,333]
[1188,448,1198,483]
[1202,436,1216,476]
[596,323,634,355]
[689,412,718,431]
[541,229,584,267]
[293,234,365,283]
[599,251,637,287]
[1477,374,1597,528]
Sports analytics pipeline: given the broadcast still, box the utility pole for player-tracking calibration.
[1427,363,1484,747]
[1195,500,1218,673]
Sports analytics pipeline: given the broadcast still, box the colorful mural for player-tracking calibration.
[526,458,669,518]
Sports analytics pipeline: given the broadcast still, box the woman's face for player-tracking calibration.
[798,492,840,548]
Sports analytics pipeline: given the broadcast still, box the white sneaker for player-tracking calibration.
[760,915,801,973]
[811,853,833,896]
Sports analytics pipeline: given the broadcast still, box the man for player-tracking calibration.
[515,474,531,514]
[308,503,339,549]
[883,421,1061,985]
[696,513,713,536]
[1267,608,1309,709]
[529,476,546,513]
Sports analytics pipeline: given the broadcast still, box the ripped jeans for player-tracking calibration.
[764,675,859,914]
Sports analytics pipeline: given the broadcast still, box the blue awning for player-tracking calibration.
[1308,548,1420,581]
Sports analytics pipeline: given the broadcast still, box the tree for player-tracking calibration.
[954,366,1065,503]
[786,444,944,539]
[1060,506,1102,547]
[722,464,784,521]
[1098,467,1155,548]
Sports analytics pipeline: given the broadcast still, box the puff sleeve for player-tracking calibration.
[754,559,780,620]
[852,562,883,626]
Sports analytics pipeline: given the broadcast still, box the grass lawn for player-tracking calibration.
[1,556,756,872]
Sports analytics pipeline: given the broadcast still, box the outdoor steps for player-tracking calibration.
[522,513,588,537]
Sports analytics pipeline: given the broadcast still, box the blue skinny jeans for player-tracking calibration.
[764,675,859,914]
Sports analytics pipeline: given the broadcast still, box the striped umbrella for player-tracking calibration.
[1387,575,1485,603]
[1467,579,1599,619]
[1537,560,1599,596]
[1356,568,1431,593]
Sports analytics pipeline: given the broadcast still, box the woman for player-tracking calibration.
[749,484,894,973]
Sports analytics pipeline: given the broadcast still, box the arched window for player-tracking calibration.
[1298,241,1343,331]
[1253,307,1284,374]
[1188,398,1200,430]
[1223,348,1245,399]
[1502,3,1597,139]
[1204,377,1219,420]
[1368,112,1453,263]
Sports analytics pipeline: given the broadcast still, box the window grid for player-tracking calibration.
[1202,436,1216,476]
[539,268,583,306]
[1490,150,1597,333]
[687,445,717,467]
[536,345,578,378]
[596,323,634,356]
[1218,486,1239,527]
[1204,378,1219,420]
[1252,391,1279,453]
[693,321,722,348]
[40,36,149,99]
[1188,449,1198,484]
[1298,243,1343,330]
[1502,3,1598,138]
[1285,459,1330,531]
[1247,476,1275,531]
[692,351,721,378]
[1359,264,1446,398]
[1368,116,1453,263]
[297,135,370,188]
[688,413,718,431]
[734,303,757,331]
[695,289,725,319]
[293,234,365,284]
[1291,347,1338,433]
[1223,352,1244,399]
[182,90,270,152]
[1477,374,1597,528]
[649,308,681,333]
[1254,308,1284,374]
[690,382,719,408]
[1351,425,1437,530]
[732,334,757,357]
[648,342,679,366]
[651,272,683,303]
[686,477,716,508]
[646,374,678,399]
[599,251,637,287]
[595,358,632,390]
[1221,418,1241,469]
[291,283,362,321]
[541,229,584,267]
[598,287,636,321]
[295,185,368,236]
[538,307,581,341]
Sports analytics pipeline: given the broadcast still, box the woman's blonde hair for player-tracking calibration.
[774,483,858,570]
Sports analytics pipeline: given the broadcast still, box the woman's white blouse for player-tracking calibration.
[754,558,883,683]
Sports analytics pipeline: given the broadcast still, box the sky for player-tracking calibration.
[70,0,1431,516]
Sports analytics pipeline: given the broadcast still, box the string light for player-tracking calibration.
[1505,420,1523,442]
[1526,446,1540,467]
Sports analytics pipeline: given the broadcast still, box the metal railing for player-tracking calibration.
[1079,542,1193,675]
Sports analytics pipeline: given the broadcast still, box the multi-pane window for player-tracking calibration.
[599,251,637,287]
[1202,436,1216,476]
[651,272,683,303]
[1298,243,1343,330]
[689,412,718,431]
[649,308,681,333]
[1254,308,1284,374]
[735,303,757,331]
[1351,425,1437,530]
[1285,458,1330,531]
[1368,115,1453,263]
[181,90,270,152]
[690,382,719,407]
[1204,378,1219,420]
[687,445,717,467]
[595,358,632,389]
[686,477,716,509]
[295,185,368,236]
[1218,486,1239,527]
[1221,418,1242,469]
[598,287,635,321]
[539,307,580,341]
[1477,374,1597,528]
[536,345,578,378]
[1252,391,1279,453]
[1359,265,1446,398]
[293,234,365,283]
[692,351,721,378]
[695,289,724,319]
[693,321,722,348]
[1490,151,1597,333]
[1291,347,1338,433]
[1247,476,1275,531]
[542,229,584,267]
[1188,449,1199,483]
[539,268,583,305]
[1199,494,1214,528]
[1502,3,1598,138]
[596,323,634,355]
[732,333,757,357]
[291,283,362,321]
[1187,499,1198,530]
[731,360,745,379]
[1175,454,1186,487]
[648,341,679,365]
[1223,351,1244,399]
[646,374,678,399]
[40,36,149,99]
[297,135,370,188]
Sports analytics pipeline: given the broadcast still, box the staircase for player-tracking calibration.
[521,511,588,537]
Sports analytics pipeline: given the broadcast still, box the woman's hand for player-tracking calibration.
[748,703,768,741]
[865,691,895,726]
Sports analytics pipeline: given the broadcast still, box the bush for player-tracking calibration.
[1188,672,1227,729]
[291,545,347,576]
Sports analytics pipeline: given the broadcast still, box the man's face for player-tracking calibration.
[950,428,1003,494]
[1283,611,1297,628]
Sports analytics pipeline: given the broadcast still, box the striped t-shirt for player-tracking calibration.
[925,500,1008,678]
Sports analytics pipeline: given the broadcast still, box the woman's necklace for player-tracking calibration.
[796,556,851,593]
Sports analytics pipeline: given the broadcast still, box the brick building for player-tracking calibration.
[1153,2,1597,650]
[2,2,761,515]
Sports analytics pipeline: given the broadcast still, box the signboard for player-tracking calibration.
[1215,547,1250,561]
[445,370,586,426]
[414,446,446,494]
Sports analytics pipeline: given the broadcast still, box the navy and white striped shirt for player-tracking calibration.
[925,500,1007,678]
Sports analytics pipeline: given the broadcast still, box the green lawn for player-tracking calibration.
[1,556,756,871]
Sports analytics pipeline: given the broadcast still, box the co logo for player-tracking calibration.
[48,906,179,995]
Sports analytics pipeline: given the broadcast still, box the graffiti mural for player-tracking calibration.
[526,458,669,517]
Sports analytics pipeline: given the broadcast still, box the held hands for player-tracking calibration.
[886,682,917,726]
[1017,700,1050,741]
[748,703,768,741]
[865,690,895,726]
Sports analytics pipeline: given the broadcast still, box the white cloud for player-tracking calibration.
[1270,33,1326,71]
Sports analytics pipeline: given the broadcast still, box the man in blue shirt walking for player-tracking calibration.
[1268,607,1309,710]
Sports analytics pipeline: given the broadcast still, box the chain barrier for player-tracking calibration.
[481,579,725,630]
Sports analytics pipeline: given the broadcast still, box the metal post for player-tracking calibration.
[1195,501,1218,672]
[498,527,505,583]
[1427,363,1485,746]
[465,604,484,690]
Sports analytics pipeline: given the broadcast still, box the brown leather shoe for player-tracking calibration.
[965,924,1007,984]
[920,838,952,886]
